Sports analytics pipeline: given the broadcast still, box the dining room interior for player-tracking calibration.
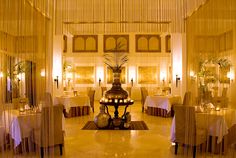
[0,0,236,157]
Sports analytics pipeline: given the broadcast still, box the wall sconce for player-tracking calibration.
[227,71,234,82]
[190,71,196,81]
[131,78,133,87]
[54,76,59,89]
[176,75,181,87]
[0,71,3,78]
[99,78,101,86]
[40,69,45,77]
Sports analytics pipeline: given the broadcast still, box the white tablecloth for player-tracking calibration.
[171,108,236,144]
[3,109,65,148]
[3,110,41,148]
[55,95,90,113]
[144,95,181,113]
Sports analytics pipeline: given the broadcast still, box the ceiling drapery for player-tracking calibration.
[55,0,208,35]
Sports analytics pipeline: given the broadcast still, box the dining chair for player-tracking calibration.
[212,88,228,108]
[174,105,207,158]
[126,87,132,97]
[0,125,5,151]
[140,87,148,112]
[88,90,95,113]
[32,105,64,158]
[183,91,192,106]
[12,97,29,109]
[101,87,107,97]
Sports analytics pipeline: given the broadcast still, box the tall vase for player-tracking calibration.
[105,68,128,99]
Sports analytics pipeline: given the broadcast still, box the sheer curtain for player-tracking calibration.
[0,0,54,156]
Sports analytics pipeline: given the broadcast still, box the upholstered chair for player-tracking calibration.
[12,97,29,109]
[101,87,107,97]
[88,90,95,113]
[140,87,148,112]
[32,105,64,158]
[126,87,132,97]
[183,91,192,106]
[174,105,207,158]
[212,88,228,108]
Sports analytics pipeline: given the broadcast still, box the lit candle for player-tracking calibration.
[119,99,123,103]
[216,107,220,111]
[124,99,127,103]
[105,99,108,103]
[114,99,118,103]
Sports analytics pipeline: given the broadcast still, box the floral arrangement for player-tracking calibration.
[198,58,231,85]
[103,42,128,72]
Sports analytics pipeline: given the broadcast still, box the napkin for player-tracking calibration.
[24,104,30,110]
[206,103,215,109]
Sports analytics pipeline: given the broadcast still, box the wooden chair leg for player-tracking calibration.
[59,144,63,155]
[40,147,44,158]
[175,143,178,155]
[193,146,196,158]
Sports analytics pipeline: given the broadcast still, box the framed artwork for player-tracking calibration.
[74,66,94,84]
[73,35,98,52]
[107,67,126,84]
[165,35,171,52]
[63,35,67,53]
[138,66,157,84]
[136,34,161,52]
[104,35,129,52]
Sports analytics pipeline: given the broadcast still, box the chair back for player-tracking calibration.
[140,87,148,106]
[222,88,227,97]
[183,91,192,106]
[88,90,95,112]
[40,105,64,147]
[126,87,132,97]
[101,87,107,97]
[174,105,196,145]
[12,97,29,109]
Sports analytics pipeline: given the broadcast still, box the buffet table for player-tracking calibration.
[171,108,236,153]
[144,95,181,117]
[55,95,91,117]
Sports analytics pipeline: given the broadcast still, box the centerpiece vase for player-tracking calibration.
[105,68,128,99]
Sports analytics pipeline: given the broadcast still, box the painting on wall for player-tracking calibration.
[138,66,157,84]
[107,67,126,84]
[74,66,94,84]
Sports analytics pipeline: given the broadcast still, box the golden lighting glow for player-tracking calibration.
[66,72,73,79]
[96,66,104,82]
[227,71,234,81]
[40,69,45,77]
[0,71,3,78]
[160,71,166,81]
[128,66,136,83]
[190,70,196,80]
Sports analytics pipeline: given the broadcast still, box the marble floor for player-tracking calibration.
[62,101,235,158]
[3,101,236,158]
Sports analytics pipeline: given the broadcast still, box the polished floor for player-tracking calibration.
[3,101,236,158]
[62,101,236,158]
